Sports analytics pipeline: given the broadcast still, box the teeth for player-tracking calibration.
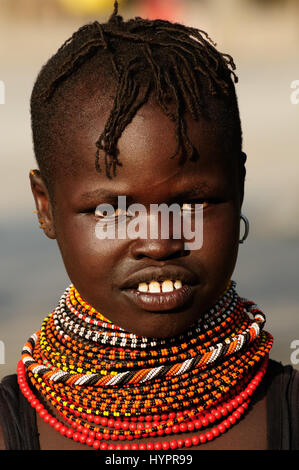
[148,281,161,293]
[174,280,182,290]
[161,280,174,292]
[137,279,183,293]
[138,282,148,292]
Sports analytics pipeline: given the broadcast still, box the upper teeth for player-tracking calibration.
[138,280,183,293]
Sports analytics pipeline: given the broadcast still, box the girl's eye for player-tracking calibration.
[94,207,130,218]
[88,202,211,217]
[181,201,208,212]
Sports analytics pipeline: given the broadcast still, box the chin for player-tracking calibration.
[122,310,199,339]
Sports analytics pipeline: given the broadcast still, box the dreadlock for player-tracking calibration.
[31,0,244,190]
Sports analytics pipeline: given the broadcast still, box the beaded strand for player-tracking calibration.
[18,280,273,449]
[17,356,269,450]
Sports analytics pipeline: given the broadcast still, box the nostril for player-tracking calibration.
[131,238,187,261]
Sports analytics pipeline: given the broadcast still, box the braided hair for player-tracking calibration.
[31,0,244,193]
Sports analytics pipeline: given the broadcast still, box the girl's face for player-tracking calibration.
[31,96,243,338]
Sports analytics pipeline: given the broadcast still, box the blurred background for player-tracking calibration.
[0,0,298,379]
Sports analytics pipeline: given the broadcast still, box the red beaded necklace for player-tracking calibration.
[18,280,273,450]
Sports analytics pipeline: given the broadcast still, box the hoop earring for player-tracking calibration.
[239,214,249,244]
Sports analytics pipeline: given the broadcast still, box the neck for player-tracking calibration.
[17,280,273,450]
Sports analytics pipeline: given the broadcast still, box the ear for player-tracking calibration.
[29,169,56,239]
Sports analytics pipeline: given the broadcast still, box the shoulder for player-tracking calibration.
[266,359,299,413]
[266,359,299,450]
[0,421,4,450]
[0,373,19,408]
[0,374,20,450]
[0,373,40,450]
[266,358,299,392]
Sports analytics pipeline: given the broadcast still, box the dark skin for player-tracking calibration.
[10,92,268,450]
[29,94,242,338]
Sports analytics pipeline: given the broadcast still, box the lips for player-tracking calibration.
[120,266,198,290]
[120,266,198,312]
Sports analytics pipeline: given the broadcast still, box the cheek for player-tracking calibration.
[200,205,239,272]
[55,216,121,283]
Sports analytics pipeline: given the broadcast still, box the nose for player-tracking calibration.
[129,210,187,260]
[130,237,187,261]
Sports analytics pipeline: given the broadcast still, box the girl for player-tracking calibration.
[0,1,298,450]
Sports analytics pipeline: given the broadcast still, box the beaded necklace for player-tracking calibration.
[18,280,273,450]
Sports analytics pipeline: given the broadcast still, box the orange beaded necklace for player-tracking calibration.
[18,280,273,450]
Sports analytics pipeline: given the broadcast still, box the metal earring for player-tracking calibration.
[239,214,249,244]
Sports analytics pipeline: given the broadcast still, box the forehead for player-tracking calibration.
[53,94,239,201]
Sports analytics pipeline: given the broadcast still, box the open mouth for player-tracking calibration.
[122,279,195,312]
[136,279,183,293]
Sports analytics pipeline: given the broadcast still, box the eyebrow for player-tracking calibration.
[176,182,212,198]
[80,189,120,201]
[80,181,214,202]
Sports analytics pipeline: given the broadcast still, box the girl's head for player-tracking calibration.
[29,3,247,337]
